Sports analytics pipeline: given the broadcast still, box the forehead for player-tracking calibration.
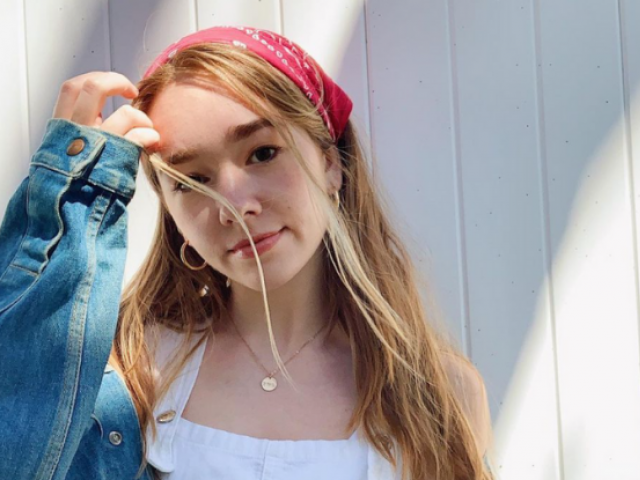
[147,83,264,155]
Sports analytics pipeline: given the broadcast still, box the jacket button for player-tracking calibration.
[108,431,123,446]
[156,410,176,423]
[66,138,86,156]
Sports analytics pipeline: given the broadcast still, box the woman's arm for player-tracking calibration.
[0,72,158,480]
[0,118,142,479]
[442,353,493,457]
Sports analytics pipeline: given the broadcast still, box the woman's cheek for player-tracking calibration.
[164,198,199,240]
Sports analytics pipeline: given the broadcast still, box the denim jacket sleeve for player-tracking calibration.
[0,118,147,480]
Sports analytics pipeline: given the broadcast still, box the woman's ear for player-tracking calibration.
[324,146,343,194]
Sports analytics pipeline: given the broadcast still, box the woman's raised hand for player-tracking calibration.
[52,71,159,149]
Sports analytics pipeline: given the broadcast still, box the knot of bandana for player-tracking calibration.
[143,26,353,142]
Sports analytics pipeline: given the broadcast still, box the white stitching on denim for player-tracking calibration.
[14,167,69,276]
[7,264,38,276]
[36,193,112,480]
[0,179,31,287]
[31,162,85,178]
[42,172,71,276]
[90,413,104,439]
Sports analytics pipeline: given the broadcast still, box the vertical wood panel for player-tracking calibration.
[109,0,196,83]
[0,0,30,219]
[538,1,640,478]
[281,0,370,141]
[364,0,465,351]
[196,0,280,31]
[23,0,111,154]
[621,0,640,383]
[108,0,197,283]
[450,2,561,478]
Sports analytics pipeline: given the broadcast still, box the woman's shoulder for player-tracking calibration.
[145,323,184,358]
[441,351,486,399]
[144,323,209,376]
[440,351,492,454]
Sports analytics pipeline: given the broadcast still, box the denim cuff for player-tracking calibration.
[31,118,142,199]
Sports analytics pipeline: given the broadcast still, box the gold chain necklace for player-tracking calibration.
[230,319,327,392]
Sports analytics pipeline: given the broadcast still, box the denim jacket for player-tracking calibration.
[0,118,153,480]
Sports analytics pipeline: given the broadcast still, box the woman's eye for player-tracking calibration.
[249,146,281,164]
[172,175,208,193]
[170,148,279,193]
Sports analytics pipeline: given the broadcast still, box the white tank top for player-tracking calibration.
[145,327,397,479]
[162,415,368,480]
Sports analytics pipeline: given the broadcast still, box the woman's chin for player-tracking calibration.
[231,273,293,293]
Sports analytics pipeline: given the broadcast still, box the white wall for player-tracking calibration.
[1,1,639,478]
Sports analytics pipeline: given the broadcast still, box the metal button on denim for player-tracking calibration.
[66,138,85,156]
[108,431,123,446]
[157,410,176,423]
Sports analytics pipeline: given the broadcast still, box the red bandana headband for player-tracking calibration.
[143,26,353,142]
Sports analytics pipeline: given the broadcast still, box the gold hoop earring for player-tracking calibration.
[180,240,208,271]
[332,191,340,209]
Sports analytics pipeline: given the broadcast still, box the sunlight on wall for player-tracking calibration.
[494,89,640,480]
[280,0,364,77]
[493,279,560,480]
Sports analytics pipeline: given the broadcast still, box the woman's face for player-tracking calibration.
[147,82,341,291]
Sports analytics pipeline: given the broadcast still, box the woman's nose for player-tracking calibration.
[216,166,262,226]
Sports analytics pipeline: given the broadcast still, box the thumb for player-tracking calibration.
[124,127,160,150]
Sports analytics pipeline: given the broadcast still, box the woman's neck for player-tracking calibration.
[227,249,331,353]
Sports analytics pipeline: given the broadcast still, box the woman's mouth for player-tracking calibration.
[231,228,284,259]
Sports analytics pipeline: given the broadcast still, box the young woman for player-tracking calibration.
[0,26,492,480]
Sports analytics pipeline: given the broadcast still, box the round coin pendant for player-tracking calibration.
[261,376,277,392]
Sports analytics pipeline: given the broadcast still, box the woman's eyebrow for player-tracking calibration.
[161,118,274,166]
[227,118,274,144]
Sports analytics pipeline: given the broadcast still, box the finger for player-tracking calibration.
[53,72,138,120]
[100,104,153,137]
[124,127,161,150]
[69,72,139,125]
[52,72,96,119]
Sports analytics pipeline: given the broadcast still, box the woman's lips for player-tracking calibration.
[232,229,284,259]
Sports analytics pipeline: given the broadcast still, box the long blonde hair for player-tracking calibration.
[109,43,492,480]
